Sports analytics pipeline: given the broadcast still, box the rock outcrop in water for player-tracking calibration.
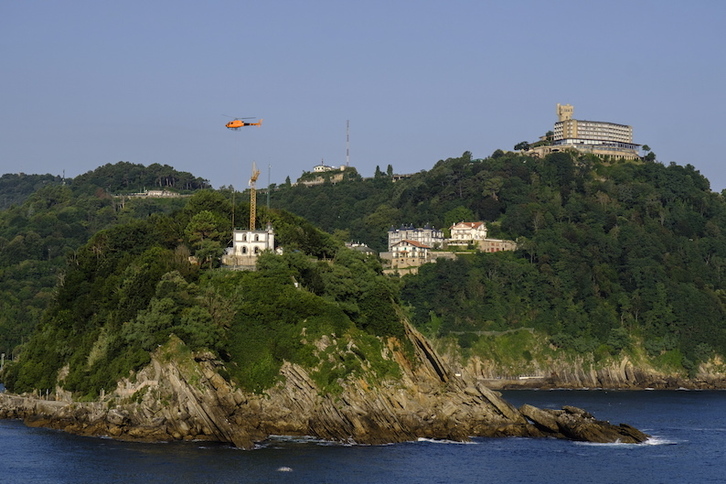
[519,404,648,443]
[0,323,648,448]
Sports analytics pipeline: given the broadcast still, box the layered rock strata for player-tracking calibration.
[460,354,726,390]
[0,324,648,448]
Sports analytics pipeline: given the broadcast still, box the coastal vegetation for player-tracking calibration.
[271,151,726,375]
[0,164,203,360]
[2,179,403,398]
[2,149,726,399]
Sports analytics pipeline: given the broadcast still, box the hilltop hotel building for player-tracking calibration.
[530,104,641,160]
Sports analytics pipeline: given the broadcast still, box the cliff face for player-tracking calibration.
[450,352,726,390]
[0,324,648,448]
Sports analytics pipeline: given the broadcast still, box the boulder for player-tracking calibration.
[519,404,649,443]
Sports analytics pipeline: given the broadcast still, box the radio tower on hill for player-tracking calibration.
[346,120,350,166]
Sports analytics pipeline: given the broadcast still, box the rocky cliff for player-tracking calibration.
[434,334,726,390]
[462,354,726,390]
[0,323,648,448]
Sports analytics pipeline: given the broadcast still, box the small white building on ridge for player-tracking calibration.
[223,224,276,269]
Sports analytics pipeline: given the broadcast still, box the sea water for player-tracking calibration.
[0,389,724,483]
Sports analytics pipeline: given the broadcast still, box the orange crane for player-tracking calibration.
[249,162,261,230]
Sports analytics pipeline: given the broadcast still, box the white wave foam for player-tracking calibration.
[643,436,678,446]
[575,441,641,448]
[575,435,677,447]
[416,438,478,445]
[266,435,330,444]
[276,466,293,472]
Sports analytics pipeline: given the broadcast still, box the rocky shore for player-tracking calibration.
[449,371,726,392]
[0,325,649,448]
[445,346,726,391]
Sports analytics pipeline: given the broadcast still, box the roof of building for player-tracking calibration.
[394,239,432,249]
[451,221,485,229]
[556,118,631,129]
[389,223,440,232]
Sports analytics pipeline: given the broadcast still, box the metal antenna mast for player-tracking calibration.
[346,120,350,166]
[267,164,271,210]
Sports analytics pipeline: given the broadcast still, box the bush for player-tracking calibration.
[606,327,630,352]
[458,332,480,349]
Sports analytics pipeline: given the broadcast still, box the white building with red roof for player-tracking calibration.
[386,239,443,274]
[449,221,488,246]
[391,239,432,260]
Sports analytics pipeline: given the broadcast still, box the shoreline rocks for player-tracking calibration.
[0,327,651,448]
[476,373,726,391]
[0,387,650,446]
[0,365,650,448]
[451,352,726,391]
[519,404,648,443]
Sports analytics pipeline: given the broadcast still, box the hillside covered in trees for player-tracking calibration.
[0,162,406,399]
[3,150,726,395]
[271,151,726,372]
[0,163,209,358]
[2,180,404,398]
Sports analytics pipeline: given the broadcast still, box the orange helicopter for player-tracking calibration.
[225,116,263,129]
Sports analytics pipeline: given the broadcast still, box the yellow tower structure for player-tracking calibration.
[557,103,574,121]
[249,162,261,230]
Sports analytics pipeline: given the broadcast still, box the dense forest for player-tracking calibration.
[71,161,211,194]
[3,150,726,397]
[1,174,404,398]
[0,173,65,210]
[0,163,207,357]
[2,198,402,398]
[271,151,726,370]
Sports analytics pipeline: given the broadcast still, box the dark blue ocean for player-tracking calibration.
[1,388,724,483]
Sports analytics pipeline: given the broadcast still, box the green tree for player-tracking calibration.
[444,206,476,230]
[483,176,505,201]
[185,210,227,267]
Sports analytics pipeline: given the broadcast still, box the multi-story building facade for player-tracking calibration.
[222,224,276,269]
[380,222,515,274]
[532,104,641,160]
[447,221,517,252]
[391,239,431,262]
[384,239,455,275]
[449,221,488,246]
[554,103,633,143]
[387,224,444,251]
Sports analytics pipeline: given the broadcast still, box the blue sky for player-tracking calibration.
[2,1,725,191]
